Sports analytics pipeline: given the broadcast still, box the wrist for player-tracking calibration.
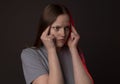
[47,48,56,53]
[69,46,77,50]
[69,46,79,52]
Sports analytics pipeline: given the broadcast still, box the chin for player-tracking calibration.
[56,43,65,48]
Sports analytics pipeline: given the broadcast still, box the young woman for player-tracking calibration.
[21,4,94,84]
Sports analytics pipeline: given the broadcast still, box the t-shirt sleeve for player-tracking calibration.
[21,48,48,84]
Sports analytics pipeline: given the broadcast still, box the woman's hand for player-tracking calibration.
[40,26,56,51]
[67,25,80,49]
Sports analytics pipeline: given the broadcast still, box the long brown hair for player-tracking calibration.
[33,4,73,48]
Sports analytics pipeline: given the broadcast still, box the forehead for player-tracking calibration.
[52,14,70,26]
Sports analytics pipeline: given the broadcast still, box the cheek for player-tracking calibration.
[50,29,57,37]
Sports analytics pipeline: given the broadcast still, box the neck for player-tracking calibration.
[56,47,62,53]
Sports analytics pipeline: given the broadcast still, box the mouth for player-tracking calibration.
[57,39,65,43]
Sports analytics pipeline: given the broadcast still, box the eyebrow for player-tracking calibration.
[52,25,61,28]
[52,25,70,28]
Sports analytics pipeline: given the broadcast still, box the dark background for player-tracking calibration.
[0,0,117,84]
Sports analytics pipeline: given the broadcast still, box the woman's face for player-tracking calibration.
[50,14,71,48]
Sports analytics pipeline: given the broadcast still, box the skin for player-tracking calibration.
[33,14,94,84]
[68,26,94,84]
[50,14,71,52]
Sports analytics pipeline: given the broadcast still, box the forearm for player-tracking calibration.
[47,49,64,84]
[69,47,94,84]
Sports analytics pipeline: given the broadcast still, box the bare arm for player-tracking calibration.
[68,25,94,84]
[70,47,94,84]
[33,26,64,84]
[33,48,64,84]
[47,48,64,84]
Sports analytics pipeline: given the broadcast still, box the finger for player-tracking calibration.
[48,34,55,40]
[71,32,80,40]
[71,25,78,34]
[71,32,75,40]
[42,26,50,37]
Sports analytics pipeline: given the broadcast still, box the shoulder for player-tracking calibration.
[21,47,49,84]
[21,47,36,57]
[21,47,43,62]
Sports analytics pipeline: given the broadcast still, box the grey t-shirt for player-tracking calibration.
[21,46,85,84]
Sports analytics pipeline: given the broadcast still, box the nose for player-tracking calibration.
[59,28,65,37]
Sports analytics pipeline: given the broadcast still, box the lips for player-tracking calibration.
[57,39,65,43]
